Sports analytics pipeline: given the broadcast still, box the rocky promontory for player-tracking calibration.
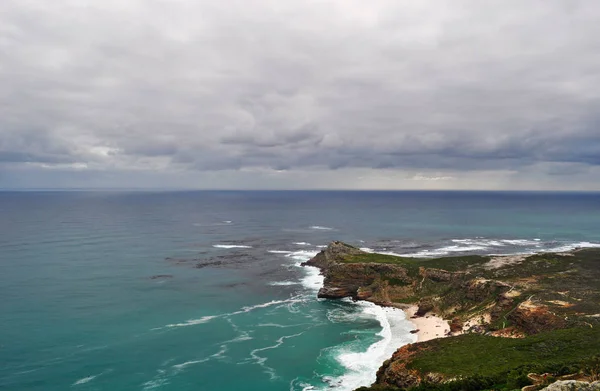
[302,241,600,391]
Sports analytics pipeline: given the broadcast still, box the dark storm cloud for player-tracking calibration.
[2,0,600,187]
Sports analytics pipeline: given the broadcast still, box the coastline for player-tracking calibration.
[300,241,600,390]
[401,305,451,342]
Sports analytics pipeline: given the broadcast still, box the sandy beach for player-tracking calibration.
[403,305,451,342]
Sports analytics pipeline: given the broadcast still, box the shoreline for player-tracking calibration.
[401,305,451,342]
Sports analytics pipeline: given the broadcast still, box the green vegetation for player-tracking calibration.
[358,327,600,391]
[339,251,491,277]
[410,327,600,377]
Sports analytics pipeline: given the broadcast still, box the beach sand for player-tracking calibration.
[403,305,451,342]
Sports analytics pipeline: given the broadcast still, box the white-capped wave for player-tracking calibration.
[310,226,334,230]
[269,281,299,286]
[165,315,217,328]
[286,250,319,262]
[213,244,252,249]
[452,238,506,247]
[268,250,293,254]
[286,249,323,291]
[544,241,600,253]
[297,264,324,291]
[294,242,311,246]
[359,247,374,253]
[239,298,304,313]
[313,301,415,391]
[172,358,209,371]
[162,297,305,329]
[501,239,541,246]
[404,244,487,257]
[73,375,97,386]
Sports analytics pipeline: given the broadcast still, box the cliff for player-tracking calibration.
[303,242,600,391]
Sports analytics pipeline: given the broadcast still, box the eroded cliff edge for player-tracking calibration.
[302,241,600,391]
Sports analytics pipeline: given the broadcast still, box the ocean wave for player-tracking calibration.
[213,244,252,249]
[286,250,319,262]
[452,238,506,247]
[269,281,299,286]
[163,298,304,329]
[543,241,600,253]
[165,315,218,328]
[72,375,98,386]
[501,239,542,246]
[309,226,334,230]
[313,301,415,391]
[268,250,293,254]
[297,264,324,291]
[239,298,304,313]
[172,358,209,371]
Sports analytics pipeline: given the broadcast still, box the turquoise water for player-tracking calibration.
[2,191,600,391]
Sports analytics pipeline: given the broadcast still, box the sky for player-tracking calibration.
[2,0,600,190]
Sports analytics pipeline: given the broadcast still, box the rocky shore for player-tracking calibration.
[302,241,600,391]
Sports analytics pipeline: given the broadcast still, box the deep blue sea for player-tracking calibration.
[2,191,600,391]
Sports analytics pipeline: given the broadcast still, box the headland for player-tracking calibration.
[302,241,600,391]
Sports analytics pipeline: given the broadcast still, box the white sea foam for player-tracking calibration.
[249,332,305,380]
[73,375,97,385]
[172,358,209,371]
[501,239,541,246]
[298,264,324,291]
[269,281,299,286]
[404,244,488,257]
[239,298,304,313]
[294,242,311,246]
[309,226,334,230]
[375,250,404,257]
[316,301,415,391]
[268,250,293,254]
[165,315,217,328]
[544,241,600,253]
[452,238,506,247]
[286,250,319,262]
[163,297,305,329]
[213,244,252,249]
[359,247,374,253]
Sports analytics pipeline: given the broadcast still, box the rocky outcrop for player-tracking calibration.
[462,278,512,302]
[508,302,567,334]
[317,262,411,303]
[301,240,363,270]
[375,344,431,389]
[540,380,600,391]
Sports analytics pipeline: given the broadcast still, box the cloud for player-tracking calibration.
[1,0,600,188]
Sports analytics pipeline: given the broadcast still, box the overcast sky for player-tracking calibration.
[2,0,600,190]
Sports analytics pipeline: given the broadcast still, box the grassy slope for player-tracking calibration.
[358,327,600,391]
[410,327,600,377]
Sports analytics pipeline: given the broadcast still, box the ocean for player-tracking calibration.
[2,191,600,391]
